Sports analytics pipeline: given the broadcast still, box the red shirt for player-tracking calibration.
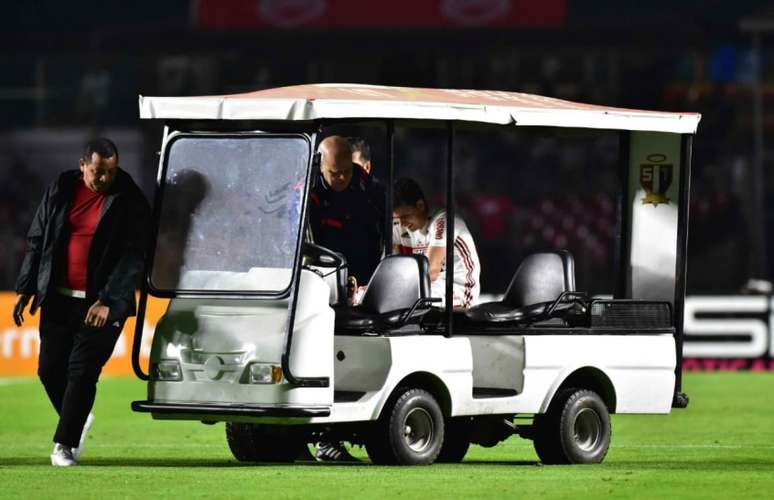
[65,182,105,290]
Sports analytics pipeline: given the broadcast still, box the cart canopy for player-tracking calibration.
[139,83,700,134]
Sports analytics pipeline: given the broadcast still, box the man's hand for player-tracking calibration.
[12,294,37,327]
[427,246,446,282]
[85,300,110,328]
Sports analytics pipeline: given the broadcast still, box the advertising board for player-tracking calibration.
[2,293,772,375]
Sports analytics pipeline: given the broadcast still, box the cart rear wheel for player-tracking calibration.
[533,388,611,464]
[436,417,471,463]
[366,387,444,465]
[225,422,305,463]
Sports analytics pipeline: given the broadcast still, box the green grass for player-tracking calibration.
[1,373,772,499]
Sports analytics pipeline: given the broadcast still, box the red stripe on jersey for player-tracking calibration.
[455,237,474,274]
[454,237,476,308]
[454,242,472,279]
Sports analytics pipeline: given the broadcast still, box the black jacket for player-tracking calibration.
[309,164,385,283]
[15,169,151,319]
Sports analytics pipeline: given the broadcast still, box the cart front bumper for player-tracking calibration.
[131,400,331,418]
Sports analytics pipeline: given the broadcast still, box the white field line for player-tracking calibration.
[0,378,35,385]
[617,444,774,449]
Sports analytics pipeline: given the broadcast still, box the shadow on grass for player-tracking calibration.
[0,457,372,468]
[85,458,380,468]
[5,457,769,470]
[449,460,537,466]
[0,456,538,468]
[0,457,242,468]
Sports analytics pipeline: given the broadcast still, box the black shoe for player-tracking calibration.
[315,442,359,462]
[296,443,316,461]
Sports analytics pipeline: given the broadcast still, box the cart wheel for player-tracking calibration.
[366,387,445,465]
[225,422,304,463]
[436,417,471,463]
[533,388,611,464]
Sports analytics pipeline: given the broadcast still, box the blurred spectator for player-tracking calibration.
[349,137,373,175]
[0,25,769,295]
[0,157,44,290]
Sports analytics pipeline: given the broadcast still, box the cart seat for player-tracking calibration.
[464,251,575,324]
[335,254,431,332]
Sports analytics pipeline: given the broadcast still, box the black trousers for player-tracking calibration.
[38,293,123,448]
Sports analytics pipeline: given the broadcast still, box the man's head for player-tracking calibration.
[349,137,372,175]
[393,178,428,232]
[79,138,118,193]
[319,135,353,192]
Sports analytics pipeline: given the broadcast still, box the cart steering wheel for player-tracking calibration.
[302,242,347,271]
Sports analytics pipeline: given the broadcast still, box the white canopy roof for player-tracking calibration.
[139,83,700,134]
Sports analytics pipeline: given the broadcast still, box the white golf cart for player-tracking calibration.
[131,84,699,465]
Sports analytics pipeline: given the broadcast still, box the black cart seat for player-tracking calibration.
[334,254,431,333]
[464,251,575,324]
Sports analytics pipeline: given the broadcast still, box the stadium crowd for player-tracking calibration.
[0,13,768,296]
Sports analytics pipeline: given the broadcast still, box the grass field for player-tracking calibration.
[1,373,772,499]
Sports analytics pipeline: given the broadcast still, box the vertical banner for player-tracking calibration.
[0,294,166,376]
[626,132,681,303]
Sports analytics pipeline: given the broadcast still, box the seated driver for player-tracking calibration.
[392,178,480,308]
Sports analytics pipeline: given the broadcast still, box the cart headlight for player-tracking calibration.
[155,360,182,381]
[249,363,282,384]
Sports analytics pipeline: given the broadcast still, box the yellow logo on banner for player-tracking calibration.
[640,153,673,206]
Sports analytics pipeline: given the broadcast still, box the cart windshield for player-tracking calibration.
[150,133,311,295]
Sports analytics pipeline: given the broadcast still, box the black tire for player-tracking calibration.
[366,387,445,465]
[225,422,304,463]
[226,422,257,462]
[436,417,471,463]
[532,412,563,464]
[532,388,611,465]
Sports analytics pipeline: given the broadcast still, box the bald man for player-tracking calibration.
[309,136,385,462]
[310,135,385,284]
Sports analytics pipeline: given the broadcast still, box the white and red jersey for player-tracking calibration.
[393,210,480,308]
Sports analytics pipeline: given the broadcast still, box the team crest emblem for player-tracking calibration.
[640,154,673,206]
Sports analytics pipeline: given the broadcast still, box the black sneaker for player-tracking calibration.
[315,441,359,462]
[296,443,316,461]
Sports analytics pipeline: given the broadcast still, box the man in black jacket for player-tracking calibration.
[309,136,385,462]
[12,138,150,467]
[310,135,384,285]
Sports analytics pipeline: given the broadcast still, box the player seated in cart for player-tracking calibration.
[392,177,480,309]
[130,84,699,466]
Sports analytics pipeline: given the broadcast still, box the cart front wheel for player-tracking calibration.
[226,422,305,463]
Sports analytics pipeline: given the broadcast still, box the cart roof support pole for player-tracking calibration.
[672,134,693,408]
[281,129,329,388]
[445,121,455,337]
[386,120,395,255]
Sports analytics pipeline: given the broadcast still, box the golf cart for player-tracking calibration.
[131,84,699,465]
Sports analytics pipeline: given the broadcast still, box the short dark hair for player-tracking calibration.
[81,137,118,162]
[348,136,371,163]
[393,177,426,208]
